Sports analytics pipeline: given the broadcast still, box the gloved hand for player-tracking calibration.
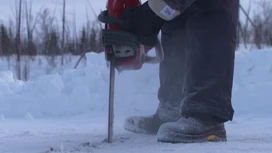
[120,2,165,46]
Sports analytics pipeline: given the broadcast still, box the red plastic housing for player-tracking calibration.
[106,0,140,30]
[105,0,152,71]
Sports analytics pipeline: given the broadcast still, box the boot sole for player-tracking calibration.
[157,129,227,143]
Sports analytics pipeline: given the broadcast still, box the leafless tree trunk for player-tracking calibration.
[15,0,22,80]
[239,4,261,49]
[61,0,66,65]
[0,24,2,56]
[7,20,15,70]
[23,0,39,81]
[239,4,257,31]
[73,7,78,54]
[24,0,30,81]
[238,3,252,49]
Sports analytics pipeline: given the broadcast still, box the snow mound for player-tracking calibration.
[0,114,5,121]
[0,70,15,83]
[0,49,272,118]
[233,49,272,116]
[0,71,17,95]
[33,74,64,94]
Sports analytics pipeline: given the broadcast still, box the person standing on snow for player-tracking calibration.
[119,0,239,143]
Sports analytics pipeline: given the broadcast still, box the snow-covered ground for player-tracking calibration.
[0,46,272,153]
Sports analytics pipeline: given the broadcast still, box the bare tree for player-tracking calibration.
[73,7,78,55]
[258,0,272,46]
[238,3,252,48]
[0,22,2,56]
[22,0,40,81]
[74,0,102,69]
[24,0,39,56]
[37,8,57,55]
[238,0,272,49]
[61,0,66,65]
[15,0,23,80]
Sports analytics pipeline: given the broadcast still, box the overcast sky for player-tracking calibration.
[0,0,260,29]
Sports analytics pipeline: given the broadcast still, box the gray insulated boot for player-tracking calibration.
[157,116,227,143]
[124,102,181,134]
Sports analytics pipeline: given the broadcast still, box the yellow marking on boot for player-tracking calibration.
[206,135,216,141]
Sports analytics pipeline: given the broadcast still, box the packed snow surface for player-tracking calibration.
[0,47,272,153]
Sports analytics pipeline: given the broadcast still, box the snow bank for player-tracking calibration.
[233,48,272,116]
[0,49,272,119]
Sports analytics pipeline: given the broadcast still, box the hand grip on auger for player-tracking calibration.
[98,10,164,65]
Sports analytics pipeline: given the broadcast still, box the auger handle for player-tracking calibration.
[144,38,164,64]
[98,10,125,25]
[98,10,165,64]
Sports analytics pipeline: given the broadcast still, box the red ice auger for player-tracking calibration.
[98,0,164,143]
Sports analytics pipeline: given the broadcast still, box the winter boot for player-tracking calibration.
[124,102,181,134]
[157,116,227,143]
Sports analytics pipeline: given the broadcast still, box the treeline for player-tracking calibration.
[1,0,272,57]
[0,0,103,81]
[0,20,101,56]
[0,0,102,58]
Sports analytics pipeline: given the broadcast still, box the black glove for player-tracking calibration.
[120,2,165,46]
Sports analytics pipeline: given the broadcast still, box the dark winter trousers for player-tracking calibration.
[158,0,239,122]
